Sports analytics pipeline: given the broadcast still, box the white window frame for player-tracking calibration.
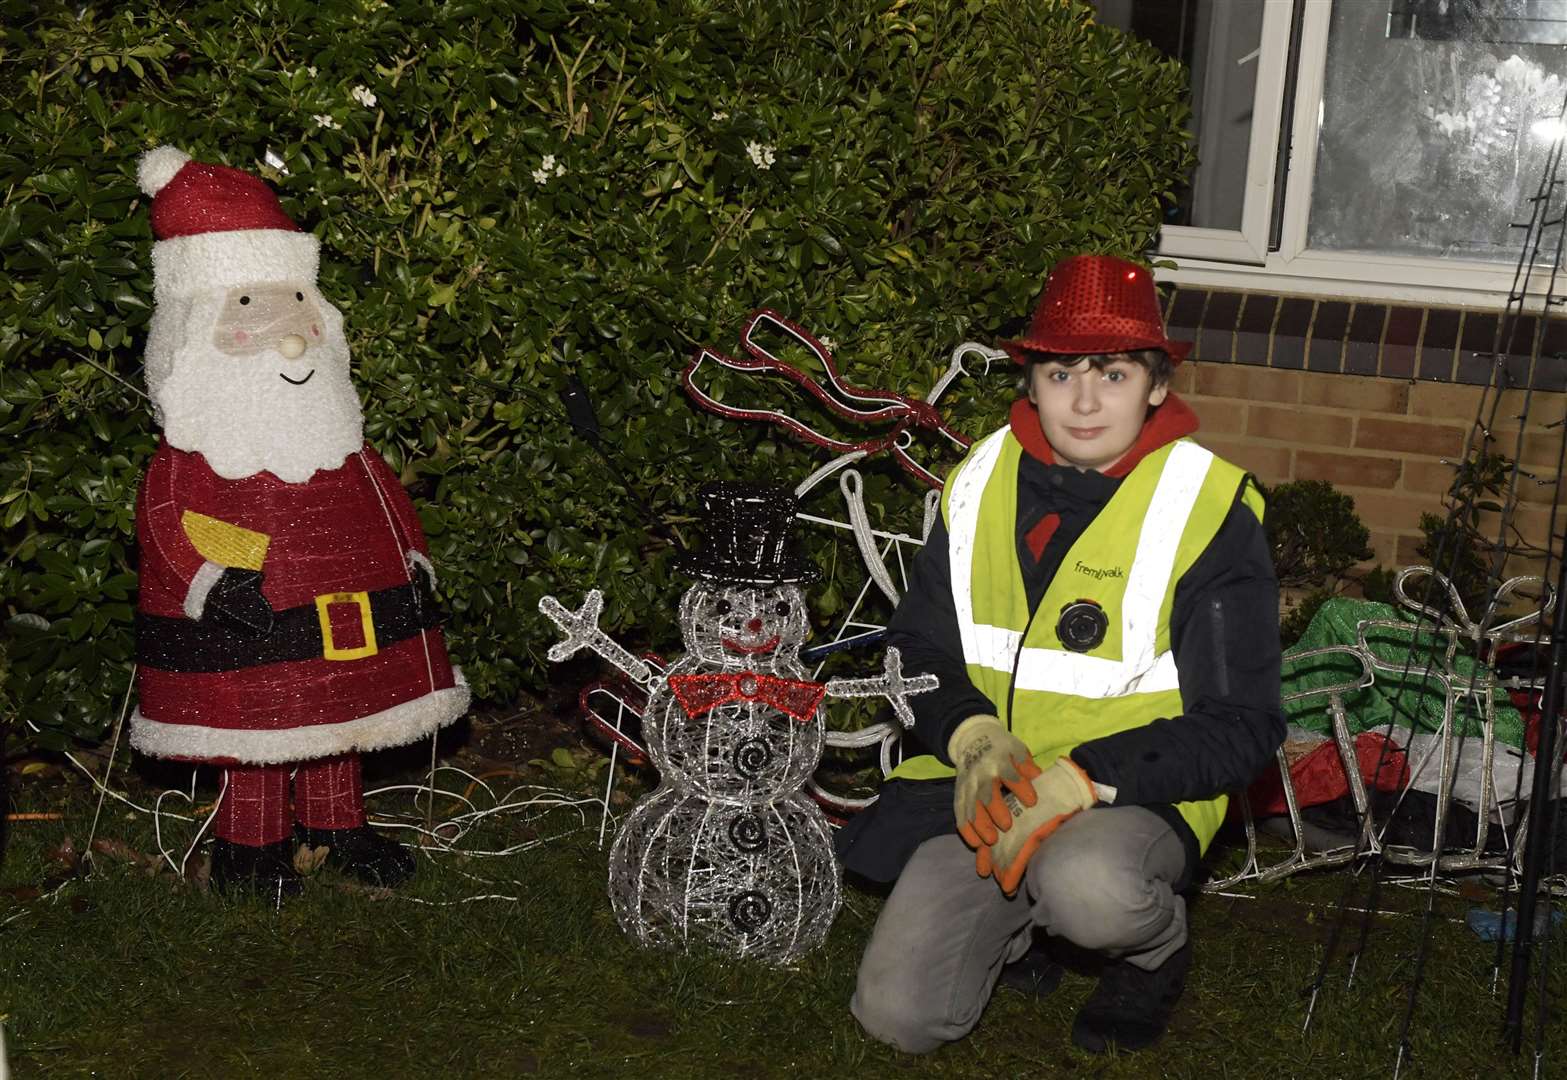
[1156,0,1564,308]
[1157,0,1297,265]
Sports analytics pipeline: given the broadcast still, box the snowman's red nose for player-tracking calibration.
[746,617,763,634]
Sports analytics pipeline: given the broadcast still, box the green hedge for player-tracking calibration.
[0,0,1195,749]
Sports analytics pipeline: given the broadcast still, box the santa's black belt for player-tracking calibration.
[135,582,442,673]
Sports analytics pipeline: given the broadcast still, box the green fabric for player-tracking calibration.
[1281,597,1524,748]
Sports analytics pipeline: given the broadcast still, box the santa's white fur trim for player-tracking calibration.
[130,674,470,765]
[407,550,436,587]
[138,145,191,197]
[152,229,320,300]
[183,560,224,620]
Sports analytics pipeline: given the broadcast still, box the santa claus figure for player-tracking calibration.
[131,146,469,896]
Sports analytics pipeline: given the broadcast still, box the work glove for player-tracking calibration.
[203,567,275,639]
[976,757,1097,896]
[948,715,1038,849]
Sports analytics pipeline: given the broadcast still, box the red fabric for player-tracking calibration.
[999,254,1191,365]
[294,754,366,829]
[135,447,210,592]
[1024,513,1060,561]
[1007,392,1200,476]
[1512,690,1567,760]
[135,442,457,748]
[668,671,826,723]
[149,160,300,240]
[215,764,291,845]
[1243,732,1409,818]
[360,448,432,559]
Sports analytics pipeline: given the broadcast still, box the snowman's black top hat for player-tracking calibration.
[679,481,820,585]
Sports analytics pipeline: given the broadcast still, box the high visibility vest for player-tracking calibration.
[888,428,1262,854]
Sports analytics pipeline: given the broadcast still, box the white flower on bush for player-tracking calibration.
[711,110,729,121]
[819,335,838,353]
[313,113,342,130]
[745,140,776,170]
[307,65,318,77]
[532,154,567,185]
[351,84,378,108]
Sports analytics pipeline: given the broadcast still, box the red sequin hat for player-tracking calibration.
[999,254,1190,366]
[137,146,319,300]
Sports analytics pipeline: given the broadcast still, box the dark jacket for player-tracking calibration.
[835,395,1286,886]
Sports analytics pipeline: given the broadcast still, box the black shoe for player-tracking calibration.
[295,824,416,887]
[1071,940,1192,1053]
[997,942,1066,999]
[210,838,302,901]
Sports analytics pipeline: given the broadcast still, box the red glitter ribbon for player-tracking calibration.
[668,671,827,723]
[683,309,973,489]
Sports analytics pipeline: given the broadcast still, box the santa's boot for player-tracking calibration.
[210,838,301,899]
[295,824,416,886]
[1071,939,1192,1053]
[295,754,416,886]
[211,765,300,899]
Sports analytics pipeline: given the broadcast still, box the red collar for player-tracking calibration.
[1007,392,1200,477]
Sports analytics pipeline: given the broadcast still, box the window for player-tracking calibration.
[1092,0,1567,305]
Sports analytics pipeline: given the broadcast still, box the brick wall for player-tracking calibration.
[1163,286,1567,577]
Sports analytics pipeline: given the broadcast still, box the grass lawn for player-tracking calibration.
[1,750,1561,1080]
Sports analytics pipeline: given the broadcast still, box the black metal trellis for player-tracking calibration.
[1296,87,1567,1078]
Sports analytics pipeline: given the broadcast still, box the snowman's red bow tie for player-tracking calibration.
[668,671,826,723]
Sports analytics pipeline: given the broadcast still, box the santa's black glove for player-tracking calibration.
[204,568,275,639]
[409,559,446,622]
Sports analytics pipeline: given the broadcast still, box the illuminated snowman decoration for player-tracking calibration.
[540,482,934,963]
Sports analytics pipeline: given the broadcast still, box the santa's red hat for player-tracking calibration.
[137,146,319,299]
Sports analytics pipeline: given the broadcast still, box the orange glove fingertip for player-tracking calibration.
[982,792,1014,832]
[974,808,999,846]
[1003,755,1042,807]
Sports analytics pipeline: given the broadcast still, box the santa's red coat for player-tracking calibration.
[133,442,467,765]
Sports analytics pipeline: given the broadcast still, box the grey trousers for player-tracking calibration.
[850,805,1189,1054]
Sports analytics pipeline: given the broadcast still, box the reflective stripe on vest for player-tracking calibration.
[947,435,1213,698]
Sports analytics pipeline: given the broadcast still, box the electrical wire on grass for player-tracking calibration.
[25,684,603,903]
[366,766,608,859]
[151,771,224,879]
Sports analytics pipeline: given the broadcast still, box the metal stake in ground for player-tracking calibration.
[1505,550,1567,1051]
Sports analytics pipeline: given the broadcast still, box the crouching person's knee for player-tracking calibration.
[1028,848,1151,953]
[851,964,955,1054]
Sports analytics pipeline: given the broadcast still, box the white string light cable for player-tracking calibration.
[151,770,226,879]
[365,766,605,853]
[19,676,598,904]
[81,664,138,866]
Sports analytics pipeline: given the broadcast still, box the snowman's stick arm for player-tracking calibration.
[538,591,654,688]
[824,646,938,730]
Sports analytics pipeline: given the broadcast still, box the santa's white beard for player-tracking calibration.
[154,337,365,483]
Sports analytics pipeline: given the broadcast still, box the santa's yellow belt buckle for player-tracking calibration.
[315,591,378,661]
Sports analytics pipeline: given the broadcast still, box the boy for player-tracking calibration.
[838,253,1284,1054]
